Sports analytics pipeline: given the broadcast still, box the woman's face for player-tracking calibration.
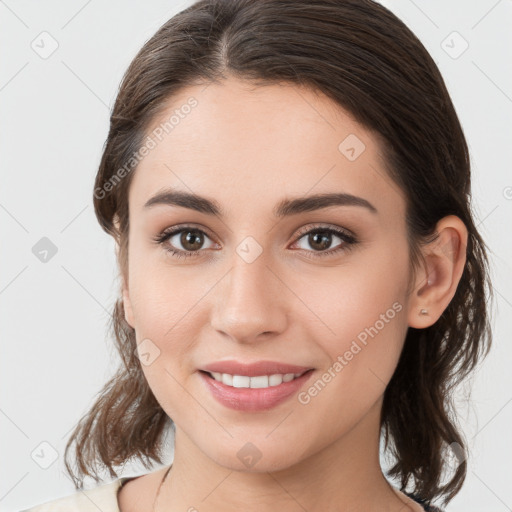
[121,77,417,471]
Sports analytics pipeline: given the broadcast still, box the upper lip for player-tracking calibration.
[200,360,313,377]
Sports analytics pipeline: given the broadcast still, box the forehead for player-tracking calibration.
[128,77,405,221]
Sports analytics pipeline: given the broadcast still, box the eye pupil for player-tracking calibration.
[309,231,331,251]
[181,230,203,251]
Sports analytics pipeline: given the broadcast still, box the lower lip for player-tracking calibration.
[199,370,314,412]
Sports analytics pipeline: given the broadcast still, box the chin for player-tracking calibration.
[202,439,308,474]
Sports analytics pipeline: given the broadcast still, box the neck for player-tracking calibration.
[156,397,413,512]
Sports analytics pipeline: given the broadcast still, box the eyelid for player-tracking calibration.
[161,222,217,240]
[154,222,358,259]
[292,222,356,241]
[157,222,355,246]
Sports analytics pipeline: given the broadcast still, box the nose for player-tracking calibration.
[210,250,288,344]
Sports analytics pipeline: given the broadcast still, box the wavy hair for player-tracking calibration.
[64,0,493,508]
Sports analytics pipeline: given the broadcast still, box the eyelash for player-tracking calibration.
[152,224,358,260]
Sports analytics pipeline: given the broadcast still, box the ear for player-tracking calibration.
[407,215,468,328]
[113,215,135,329]
[121,278,135,329]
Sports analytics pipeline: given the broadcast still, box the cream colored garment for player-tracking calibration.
[21,474,434,511]
[20,477,133,512]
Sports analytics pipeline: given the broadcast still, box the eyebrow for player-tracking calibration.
[143,188,378,217]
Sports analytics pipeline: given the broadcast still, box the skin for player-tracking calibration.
[116,76,468,512]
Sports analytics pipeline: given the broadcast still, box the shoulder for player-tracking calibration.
[20,477,131,512]
[21,466,171,512]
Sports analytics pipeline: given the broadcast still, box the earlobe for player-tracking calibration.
[122,283,135,328]
[115,236,134,329]
[408,215,468,329]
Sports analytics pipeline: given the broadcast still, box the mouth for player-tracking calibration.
[198,368,315,412]
[199,369,312,389]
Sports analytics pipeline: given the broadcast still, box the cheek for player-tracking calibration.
[129,274,202,356]
[129,266,206,419]
[127,257,220,380]
[295,247,409,340]
[127,247,206,334]
[292,245,410,394]
[291,275,408,442]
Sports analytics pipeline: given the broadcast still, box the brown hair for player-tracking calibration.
[64,0,493,508]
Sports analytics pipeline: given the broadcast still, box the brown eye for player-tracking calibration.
[307,231,333,251]
[153,225,217,258]
[179,230,205,251]
[291,225,358,258]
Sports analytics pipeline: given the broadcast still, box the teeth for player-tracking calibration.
[210,371,304,388]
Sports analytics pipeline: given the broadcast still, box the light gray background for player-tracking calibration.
[1,1,511,511]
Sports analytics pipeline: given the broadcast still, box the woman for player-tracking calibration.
[22,0,493,511]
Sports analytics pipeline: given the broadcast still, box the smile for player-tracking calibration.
[207,371,307,388]
[199,369,315,412]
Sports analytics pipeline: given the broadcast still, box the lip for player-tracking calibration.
[200,360,313,377]
[198,368,315,412]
